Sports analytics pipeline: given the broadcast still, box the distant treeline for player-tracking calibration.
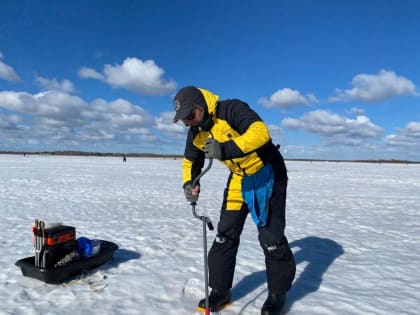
[287,158,420,164]
[1,151,419,164]
[0,151,182,159]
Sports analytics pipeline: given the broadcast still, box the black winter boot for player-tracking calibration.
[197,289,231,312]
[261,292,286,315]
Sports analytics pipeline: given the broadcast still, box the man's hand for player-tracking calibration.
[184,183,200,203]
[204,139,223,159]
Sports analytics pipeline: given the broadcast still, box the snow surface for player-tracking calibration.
[1,155,419,315]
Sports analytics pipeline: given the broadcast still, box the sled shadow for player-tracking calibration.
[231,236,343,313]
[73,249,141,280]
[104,248,141,269]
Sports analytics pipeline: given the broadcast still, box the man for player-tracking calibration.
[173,86,296,315]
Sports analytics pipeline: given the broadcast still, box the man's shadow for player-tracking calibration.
[285,236,344,311]
[231,236,344,313]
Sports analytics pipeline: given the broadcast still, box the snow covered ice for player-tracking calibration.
[1,155,419,314]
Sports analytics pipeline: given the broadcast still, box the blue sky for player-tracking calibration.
[1,1,420,161]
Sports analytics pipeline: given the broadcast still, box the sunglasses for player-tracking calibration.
[183,107,196,121]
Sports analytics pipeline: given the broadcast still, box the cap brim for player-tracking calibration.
[173,107,192,123]
[173,115,180,123]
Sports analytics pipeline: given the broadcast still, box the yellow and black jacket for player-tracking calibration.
[182,89,287,207]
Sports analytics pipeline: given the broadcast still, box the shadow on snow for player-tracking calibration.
[111,248,141,266]
[231,236,344,314]
[100,248,141,271]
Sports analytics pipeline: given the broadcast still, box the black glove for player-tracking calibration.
[204,139,223,159]
[184,183,200,203]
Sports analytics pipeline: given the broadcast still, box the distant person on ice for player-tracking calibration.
[173,86,296,314]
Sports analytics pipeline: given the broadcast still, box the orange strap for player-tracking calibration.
[46,232,76,246]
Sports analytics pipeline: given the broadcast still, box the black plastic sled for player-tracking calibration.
[15,240,118,284]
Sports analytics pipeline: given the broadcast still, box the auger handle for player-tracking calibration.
[191,158,213,188]
[191,158,214,231]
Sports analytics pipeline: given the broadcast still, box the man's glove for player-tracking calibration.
[184,183,200,203]
[204,139,223,159]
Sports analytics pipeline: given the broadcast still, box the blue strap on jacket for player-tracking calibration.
[241,164,274,226]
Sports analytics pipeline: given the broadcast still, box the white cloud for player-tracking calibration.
[84,98,153,128]
[126,127,158,142]
[35,76,76,93]
[265,124,284,149]
[128,127,152,135]
[0,91,38,112]
[267,124,283,135]
[406,121,420,135]
[0,112,22,129]
[0,53,20,82]
[258,88,319,108]
[329,69,417,103]
[78,67,104,80]
[349,107,365,116]
[154,112,187,139]
[0,90,157,147]
[35,91,85,121]
[282,110,384,145]
[385,121,420,148]
[78,57,176,96]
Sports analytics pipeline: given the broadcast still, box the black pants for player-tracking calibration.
[208,178,296,294]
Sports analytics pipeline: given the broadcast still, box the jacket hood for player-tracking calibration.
[197,88,219,116]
